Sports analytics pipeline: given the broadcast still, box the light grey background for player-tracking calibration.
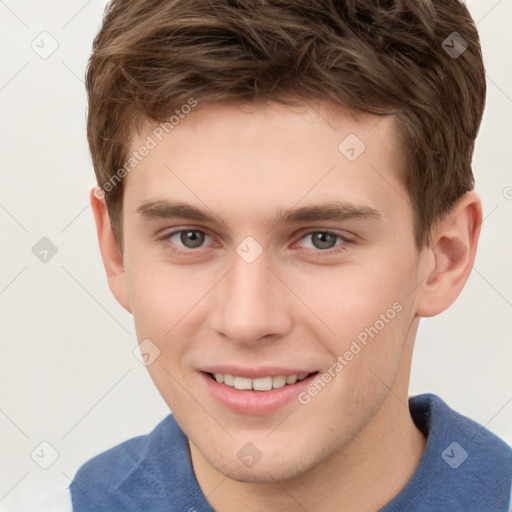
[0,0,510,507]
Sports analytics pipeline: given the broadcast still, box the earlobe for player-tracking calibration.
[416,191,482,318]
[90,187,132,313]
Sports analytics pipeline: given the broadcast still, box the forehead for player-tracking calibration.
[123,100,408,227]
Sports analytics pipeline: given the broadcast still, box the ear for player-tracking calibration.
[90,187,132,313]
[416,191,482,317]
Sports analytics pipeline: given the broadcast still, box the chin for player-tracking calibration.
[207,445,330,485]
[218,461,306,484]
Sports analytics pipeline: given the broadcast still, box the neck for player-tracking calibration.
[190,329,426,511]
[190,397,425,512]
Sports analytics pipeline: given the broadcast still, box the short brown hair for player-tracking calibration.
[86,0,486,249]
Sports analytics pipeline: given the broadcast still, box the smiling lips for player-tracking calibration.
[200,366,320,414]
[210,372,312,391]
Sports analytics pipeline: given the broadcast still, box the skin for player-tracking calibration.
[91,99,482,511]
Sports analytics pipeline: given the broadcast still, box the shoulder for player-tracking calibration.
[394,393,512,511]
[70,414,181,501]
[410,393,512,457]
[70,413,213,510]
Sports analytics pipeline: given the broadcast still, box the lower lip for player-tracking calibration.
[200,372,318,415]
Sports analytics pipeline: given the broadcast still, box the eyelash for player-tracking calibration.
[158,228,353,257]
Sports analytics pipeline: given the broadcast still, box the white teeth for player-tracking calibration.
[286,374,297,385]
[212,372,311,391]
[253,376,273,391]
[223,374,235,386]
[234,376,252,390]
[272,376,287,389]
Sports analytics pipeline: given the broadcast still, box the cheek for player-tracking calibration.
[125,264,199,409]
[294,257,416,381]
[125,252,205,337]
[330,308,408,389]
[297,264,409,337]
[128,275,172,339]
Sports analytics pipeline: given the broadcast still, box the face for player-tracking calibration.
[119,100,429,483]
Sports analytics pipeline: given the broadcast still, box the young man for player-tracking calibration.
[69,0,511,510]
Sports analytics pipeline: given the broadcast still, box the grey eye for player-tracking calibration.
[299,232,343,250]
[311,232,337,249]
[179,230,206,248]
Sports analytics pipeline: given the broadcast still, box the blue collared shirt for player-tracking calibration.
[57,394,512,511]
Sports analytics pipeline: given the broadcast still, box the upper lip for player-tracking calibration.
[201,366,317,379]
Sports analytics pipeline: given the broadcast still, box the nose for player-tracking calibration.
[209,248,294,347]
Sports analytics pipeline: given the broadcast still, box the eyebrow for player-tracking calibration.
[136,199,383,227]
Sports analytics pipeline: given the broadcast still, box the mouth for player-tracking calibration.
[205,371,318,391]
[199,369,320,415]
